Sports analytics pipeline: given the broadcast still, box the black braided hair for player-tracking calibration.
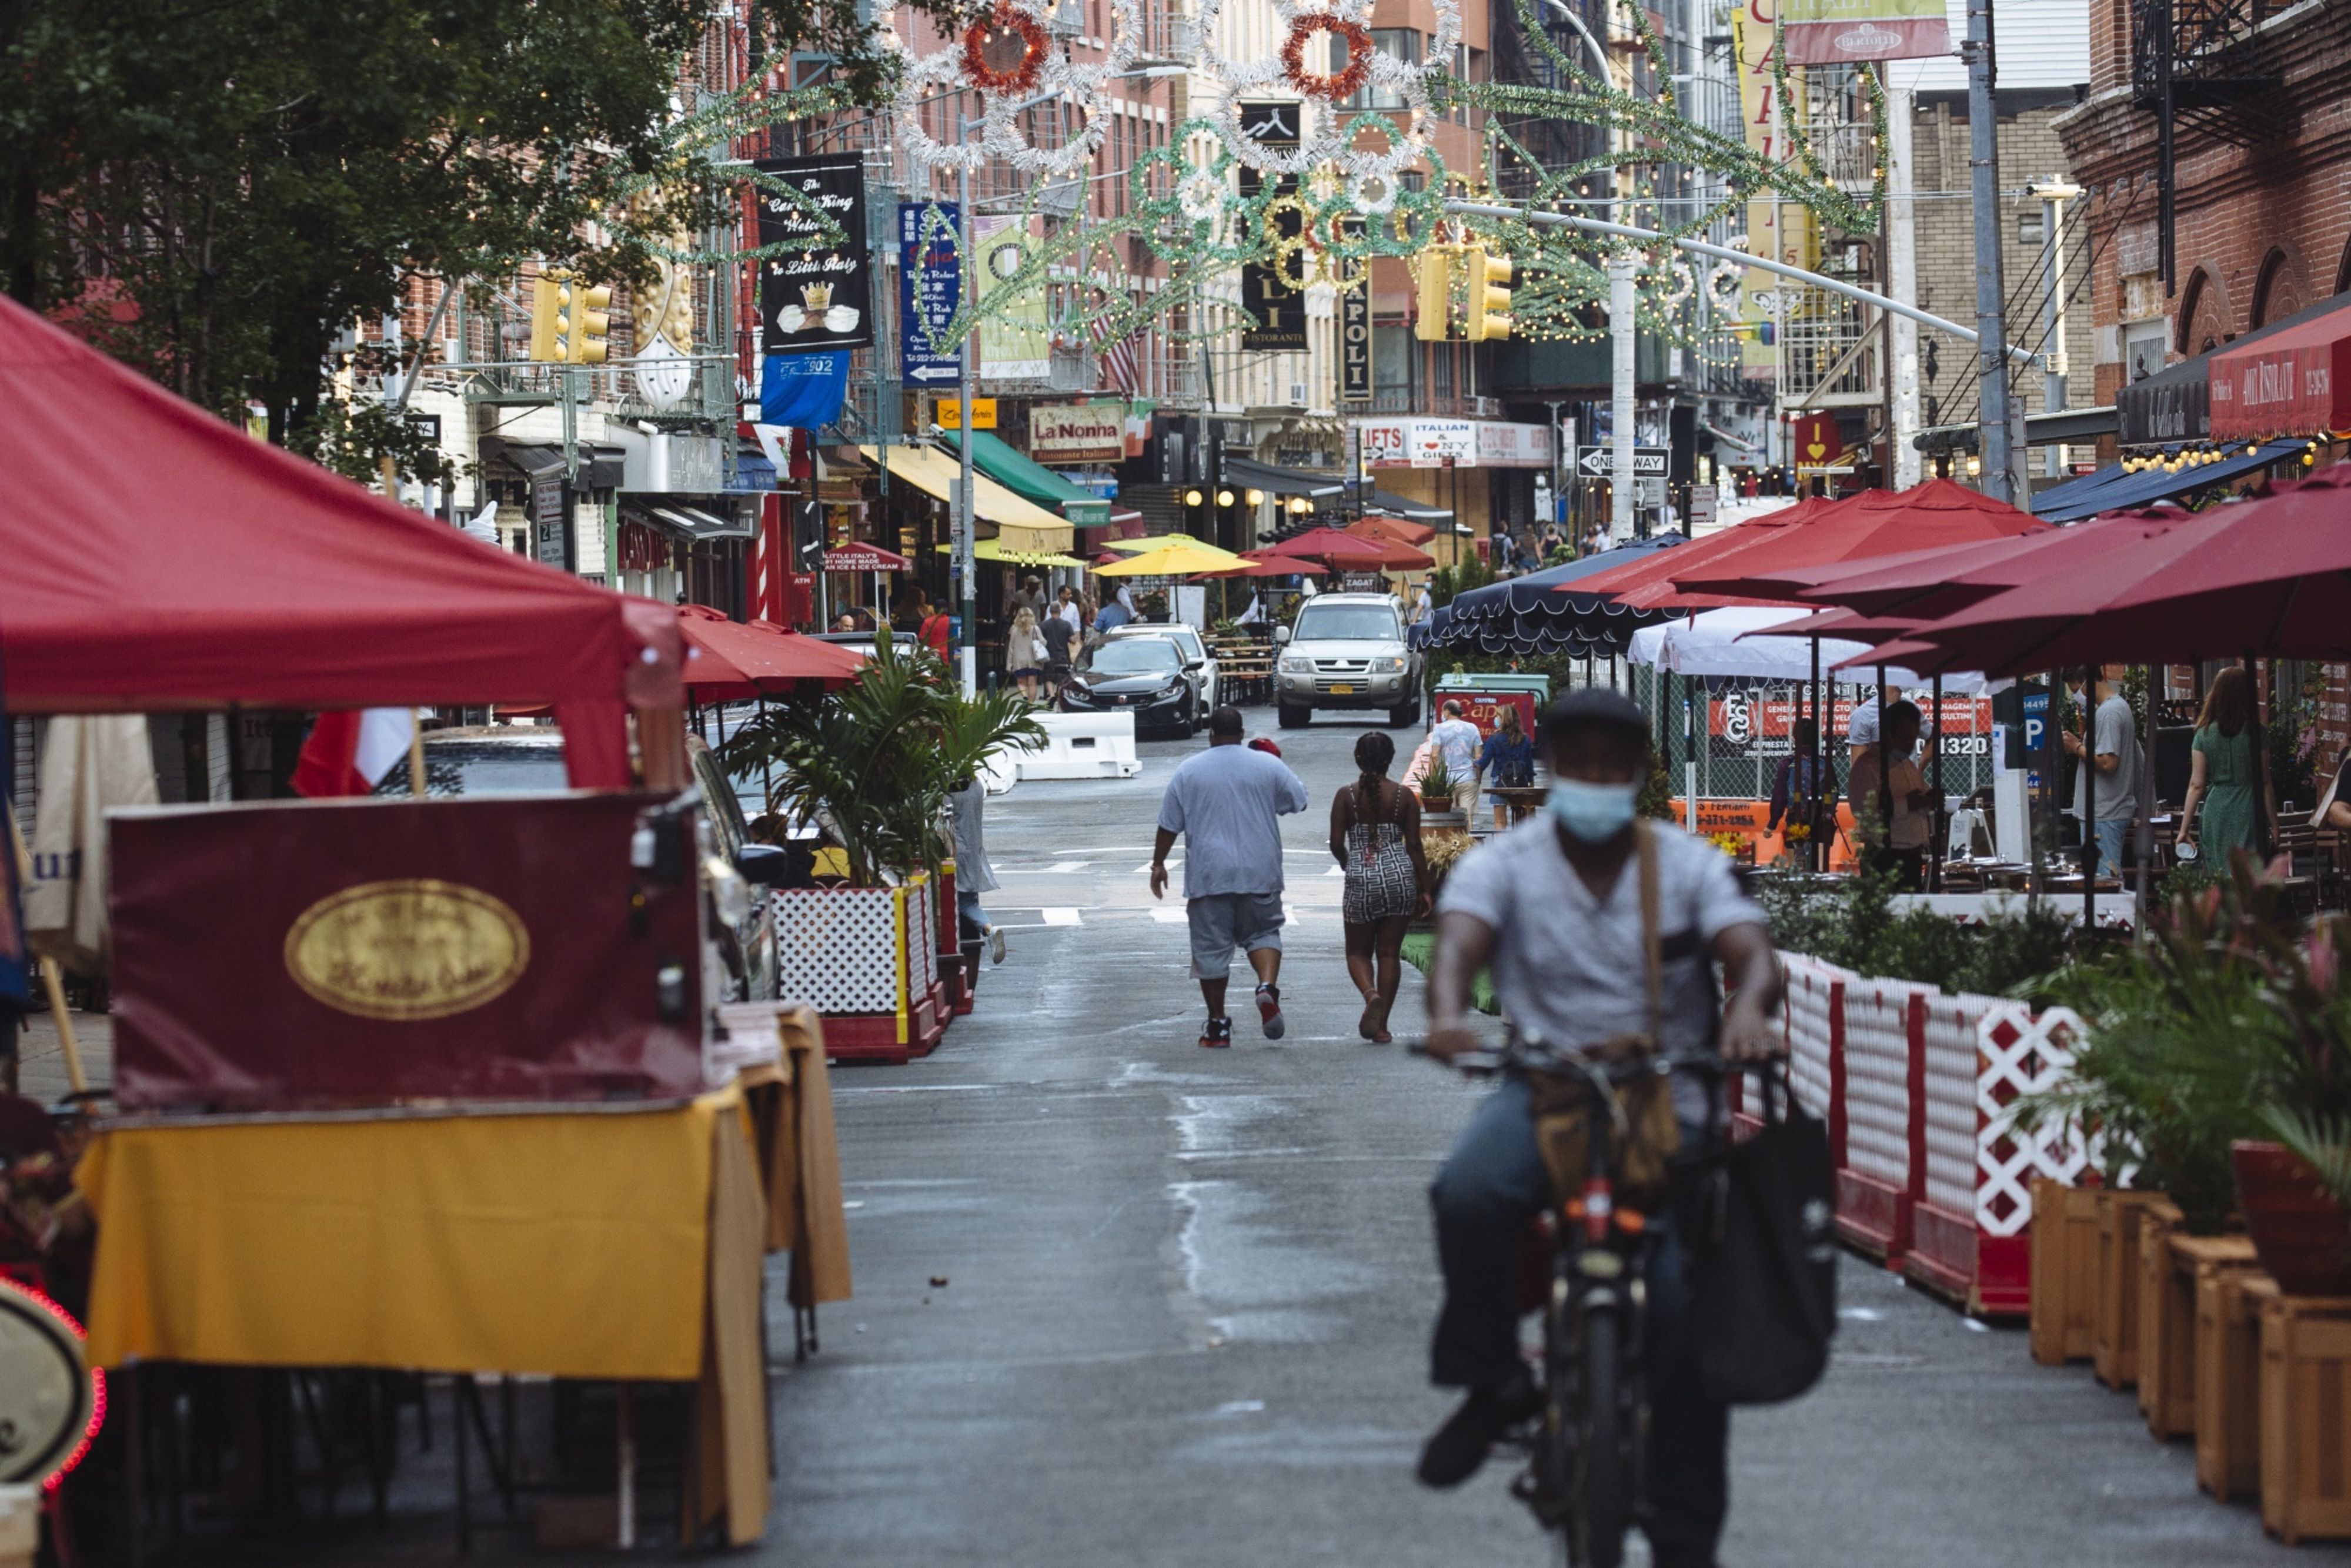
[1354,731,1396,818]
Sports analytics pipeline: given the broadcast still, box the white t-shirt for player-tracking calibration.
[1429,717,1482,782]
[1440,818,1766,1120]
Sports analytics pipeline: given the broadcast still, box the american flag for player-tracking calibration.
[1087,293,1141,394]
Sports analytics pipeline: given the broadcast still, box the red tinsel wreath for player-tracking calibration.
[963,4,1050,95]
[1281,14,1372,102]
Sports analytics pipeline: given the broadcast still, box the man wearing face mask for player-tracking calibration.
[1414,689,1784,1568]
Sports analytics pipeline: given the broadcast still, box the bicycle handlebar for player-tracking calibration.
[1408,1032,1778,1082]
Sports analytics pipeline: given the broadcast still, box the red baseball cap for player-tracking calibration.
[1247,737,1283,758]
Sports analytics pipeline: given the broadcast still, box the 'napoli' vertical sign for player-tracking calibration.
[754,154,873,355]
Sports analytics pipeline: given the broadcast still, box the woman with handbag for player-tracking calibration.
[1475,703,1537,831]
[1329,731,1430,1043]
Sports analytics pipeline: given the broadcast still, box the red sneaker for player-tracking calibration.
[1255,983,1285,1039]
[1199,1017,1233,1049]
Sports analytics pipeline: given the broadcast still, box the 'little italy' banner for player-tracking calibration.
[1779,0,1952,63]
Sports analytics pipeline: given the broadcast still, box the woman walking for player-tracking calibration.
[2178,665,2268,867]
[1474,703,1535,831]
[1330,731,1430,1043]
[1005,607,1048,703]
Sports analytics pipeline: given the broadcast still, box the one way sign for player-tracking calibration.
[1576,446,1670,476]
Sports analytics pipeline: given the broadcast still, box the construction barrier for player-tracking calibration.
[1778,954,2094,1316]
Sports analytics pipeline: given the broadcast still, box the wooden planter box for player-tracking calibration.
[773,873,947,1065]
[2030,1179,2103,1365]
[2143,1232,2261,1438]
[2094,1191,2179,1390]
[2200,1272,2276,1502]
[2261,1291,2351,1543]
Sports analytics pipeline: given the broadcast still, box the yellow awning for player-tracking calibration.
[859,444,1074,557]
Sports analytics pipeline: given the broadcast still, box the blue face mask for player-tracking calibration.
[1547,777,1639,842]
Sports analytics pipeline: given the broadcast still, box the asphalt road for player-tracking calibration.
[770,705,2333,1567]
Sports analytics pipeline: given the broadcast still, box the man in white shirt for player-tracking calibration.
[1428,700,1482,814]
[1150,707,1310,1047]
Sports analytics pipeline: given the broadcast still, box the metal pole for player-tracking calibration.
[2084,665,2098,934]
[1876,666,1892,878]
[955,161,978,697]
[2036,180,2080,480]
[1810,637,1823,873]
[1442,203,2035,362]
[1611,253,1637,542]
[1931,675,1943,892]
[1963,0,2023,506]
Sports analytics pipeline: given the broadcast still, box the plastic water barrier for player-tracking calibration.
[1778,954,2091,1316]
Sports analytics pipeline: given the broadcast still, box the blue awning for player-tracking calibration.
[2035,439,2306,523]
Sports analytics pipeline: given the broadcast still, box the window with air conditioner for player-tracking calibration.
[1334,28,1420,110]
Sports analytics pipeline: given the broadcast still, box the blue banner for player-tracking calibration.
[899,200,961,390]
[760,350,850,429]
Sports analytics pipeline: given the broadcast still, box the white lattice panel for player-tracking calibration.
[774,887,901,1015]
[1842,977,1917,1188]
[1919,993,1988,1216]
[1974,1004,2095,1238]
[907,878,939,992]
[1781,955,1845,1124]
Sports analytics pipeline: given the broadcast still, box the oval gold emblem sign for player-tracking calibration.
[284,879,531,1021]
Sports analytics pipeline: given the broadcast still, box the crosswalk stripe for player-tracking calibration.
[1040,907,1083,927]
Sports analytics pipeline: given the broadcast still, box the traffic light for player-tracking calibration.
[564,280,613,365]
[1413,248,1456,342]
[1464,248,1513,342]
[527,270,613,363]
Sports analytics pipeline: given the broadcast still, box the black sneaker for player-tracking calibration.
[1199,1017,1233,1049]
[1415,1371,1541,1488]
[1255,982,1285,1039]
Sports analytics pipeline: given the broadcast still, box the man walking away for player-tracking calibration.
[1151,706,1310,1048]
[2063,664,2141,879]
[1429,700,1482,815]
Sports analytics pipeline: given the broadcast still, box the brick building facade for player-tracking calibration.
[1904,91,2099,454]
[2054,0,2351,410]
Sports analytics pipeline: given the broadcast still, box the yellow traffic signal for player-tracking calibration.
[1414,248,1456,342]
[1464,248,1512,342]
[564,280,613,365]
[529,269,567,361]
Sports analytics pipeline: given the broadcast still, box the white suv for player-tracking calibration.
[1274,593,1423,728]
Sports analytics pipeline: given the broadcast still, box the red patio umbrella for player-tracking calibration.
[1201,556,1304,578]
[1898,467,2351,676]
[1348,513,1438,547]
[1769,510,2189,620]
[1667,477,2045,601]
[1571,494,1847,610]
[1257,528,1433,570]
[678,606,864,697]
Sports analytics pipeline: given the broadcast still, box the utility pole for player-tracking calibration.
[1544,0,1636,542]
[954,157,977,697]
[1963,0,2022,507]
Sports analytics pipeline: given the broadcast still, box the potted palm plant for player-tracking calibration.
[722,632,1042,1061]
[1419,754,1457,817]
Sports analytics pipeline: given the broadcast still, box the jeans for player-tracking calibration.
[1430,1078,1729,1561]
[2086,817,2128,876]
[957,887,987,942]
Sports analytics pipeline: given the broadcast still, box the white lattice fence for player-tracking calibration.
[774,887,901,1015]
[1975,1004,2095,1238]
[907,875,939,994]
[1841,977,1918,1191]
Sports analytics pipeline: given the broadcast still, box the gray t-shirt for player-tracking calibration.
[1158,743,1310,898]
[1438,818,1766,1119]
[2074,693,2142,827]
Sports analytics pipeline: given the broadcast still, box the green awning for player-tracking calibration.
[938,429,1114,527]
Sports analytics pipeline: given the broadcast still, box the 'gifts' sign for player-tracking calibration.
[109,794,709,1109]
[1028,402,1126,463]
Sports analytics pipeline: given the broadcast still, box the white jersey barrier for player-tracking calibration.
[1016,713,1142,780]
[1772,954,2092,1316]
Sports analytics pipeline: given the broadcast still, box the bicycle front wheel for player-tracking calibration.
[1572,1306,1628,1568]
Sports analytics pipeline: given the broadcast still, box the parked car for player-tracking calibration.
[1103,621,1220,709]
[1273,592,1422,728]
[385,724,777,1001]
[1058,634,1204,736]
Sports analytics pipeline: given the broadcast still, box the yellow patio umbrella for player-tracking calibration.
[933,538,1088,569]
[1092,536,1244,576]
[1102,533,1214,554]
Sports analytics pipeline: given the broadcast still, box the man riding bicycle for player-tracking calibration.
[1418,688,1784,1568]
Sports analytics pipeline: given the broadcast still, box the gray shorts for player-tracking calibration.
[1186,892,1285,979]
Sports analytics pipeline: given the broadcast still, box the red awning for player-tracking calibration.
[1569,495,1841,607]
[822,544,912,573]
[1665,479,2043,602]
[1257,527,1434,570]
[2210,297,2351,442]
[678,607,864,696]
[0,296,682,730]
[1349,513,1438,547]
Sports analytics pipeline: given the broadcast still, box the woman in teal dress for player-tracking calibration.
[2178,666,2267,865]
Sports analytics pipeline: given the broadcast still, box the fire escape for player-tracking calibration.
[2131,0,2282,291]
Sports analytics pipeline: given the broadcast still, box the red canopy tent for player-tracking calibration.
[1348,513,1438,548]
[0,296,681,786]
[678,606,864,697]
[1255,528,1435,571]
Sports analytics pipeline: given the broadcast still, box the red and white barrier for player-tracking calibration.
[1778,954,2092,1316]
